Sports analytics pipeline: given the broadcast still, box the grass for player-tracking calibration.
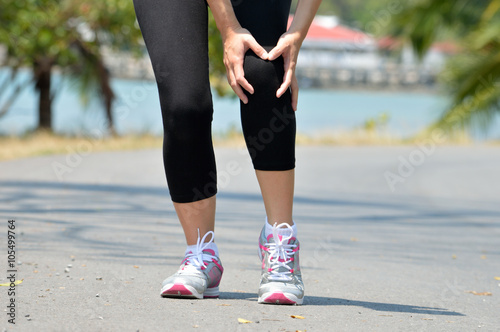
[1,110,488,161]
[0,131,162,161]
[0,127,483,162]
[213,124,474,146]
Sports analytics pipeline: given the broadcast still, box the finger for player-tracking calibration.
[233,62,254,95]
[247,37,269,60]
[227,69,248,104]
[276,57,293,98]
[276,69,292,98]
[291,75,299,111]
[233,83,248,104]
[268,41,285,61]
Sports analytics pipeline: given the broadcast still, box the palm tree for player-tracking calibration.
[0,0,143,134]
[388,0,500,134]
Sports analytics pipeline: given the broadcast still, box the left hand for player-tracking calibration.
[268,31,302,111]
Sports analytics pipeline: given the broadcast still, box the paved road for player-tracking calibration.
[1,146,499,331]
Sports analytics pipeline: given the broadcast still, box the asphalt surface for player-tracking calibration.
[0,145,499,331]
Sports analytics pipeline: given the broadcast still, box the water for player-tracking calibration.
[0,69,498,140]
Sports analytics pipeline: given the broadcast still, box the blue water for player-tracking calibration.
[0,69,498,139]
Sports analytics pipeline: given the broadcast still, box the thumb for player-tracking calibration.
[268,42,285,61]
[247,37,268,60]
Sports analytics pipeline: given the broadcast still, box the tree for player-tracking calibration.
[0,0,143,133]
[0,1,233,134]
[388,0,500,134]
[296,0,394,28]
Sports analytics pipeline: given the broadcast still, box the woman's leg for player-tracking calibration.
[174,196,216,245]
[255,170,294,225]
[233,0,296,226]
[233,0,303,305]
[134,0,223,299]
[133,0,217,245]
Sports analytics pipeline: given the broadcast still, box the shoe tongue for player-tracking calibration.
[275,227,293,241]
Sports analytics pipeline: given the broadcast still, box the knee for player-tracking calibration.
[243,52,284,98]
[159,88,213,133]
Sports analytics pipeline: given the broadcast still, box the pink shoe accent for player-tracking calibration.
[211,259,224,273]
[259,243,269,252]
[161,283,193,296]
[204,249,216,256]
[263,292,296,305]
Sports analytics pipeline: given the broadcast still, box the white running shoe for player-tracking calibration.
[258,222,304,305]
[161,230,223,299]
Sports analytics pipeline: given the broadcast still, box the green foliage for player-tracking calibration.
[208,9,233,97]
[295,0,394,28]
[363,112,390,132]
[0,0,146,130]
[0,0,143,67]
[387,0,489,58]
[389,0,500,134]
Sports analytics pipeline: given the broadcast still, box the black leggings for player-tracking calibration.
[133,0,295,203]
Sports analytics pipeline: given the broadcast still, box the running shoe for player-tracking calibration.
[160,230,223,299]
[258,222,304,305]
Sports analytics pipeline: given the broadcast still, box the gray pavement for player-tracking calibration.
[0,145,499,331]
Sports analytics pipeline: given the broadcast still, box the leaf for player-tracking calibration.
[0,279,23,286]
[237,318,252,324]
[291,315,305,319]
[466,291,492,296]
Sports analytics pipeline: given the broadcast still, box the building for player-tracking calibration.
[295,16,458,89]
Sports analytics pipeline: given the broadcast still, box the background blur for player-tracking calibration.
[0,0,499,156]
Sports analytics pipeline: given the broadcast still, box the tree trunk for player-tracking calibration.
[34,57,54,131]
[72,39,116,136]
[99,66,116,136]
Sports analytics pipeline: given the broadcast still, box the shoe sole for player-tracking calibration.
[160,283,219,299]
[258,291,303,305]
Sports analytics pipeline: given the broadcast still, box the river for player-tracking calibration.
[0,70,498,140]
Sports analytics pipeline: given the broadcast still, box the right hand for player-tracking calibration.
[222,27,268,104]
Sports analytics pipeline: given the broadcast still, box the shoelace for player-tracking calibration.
[266,223,297,281]
[180,229,217,274]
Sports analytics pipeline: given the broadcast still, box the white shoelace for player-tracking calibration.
[181,229,217,274]
[266,223,297,281]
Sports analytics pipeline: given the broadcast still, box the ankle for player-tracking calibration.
[265,218,297,238]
